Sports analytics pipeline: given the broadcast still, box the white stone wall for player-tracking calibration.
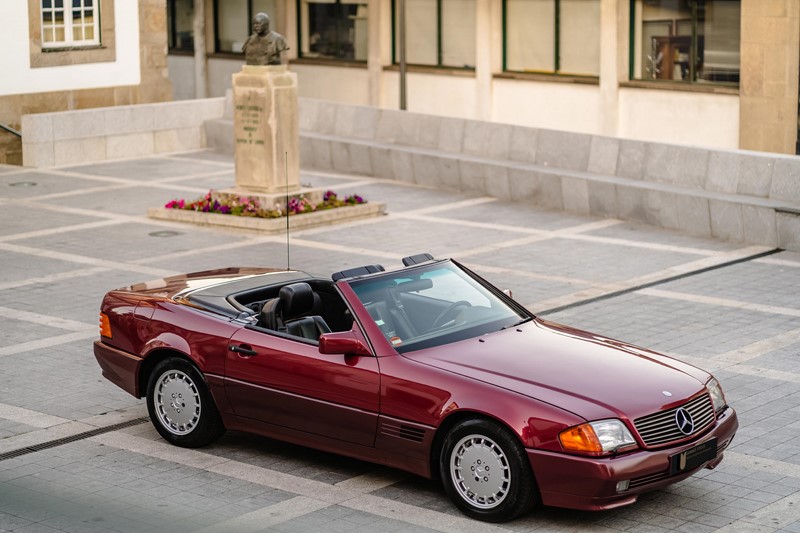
[0,0,141,97]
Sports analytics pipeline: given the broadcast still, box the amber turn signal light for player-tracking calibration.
[99,313,112,338]
[559,423,603,454]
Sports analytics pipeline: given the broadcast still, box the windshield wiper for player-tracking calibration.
[502,317,532,330]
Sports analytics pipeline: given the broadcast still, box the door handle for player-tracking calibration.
[229,344,258,356]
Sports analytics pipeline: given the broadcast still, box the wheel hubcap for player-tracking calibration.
[450,434,510,509]
[155,369,201,435]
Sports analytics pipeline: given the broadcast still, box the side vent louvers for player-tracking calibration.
[380,421,425,443]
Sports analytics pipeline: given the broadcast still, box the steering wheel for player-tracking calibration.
[432,301,472,329]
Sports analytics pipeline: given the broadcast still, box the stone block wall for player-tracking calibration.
[22,98,225,167]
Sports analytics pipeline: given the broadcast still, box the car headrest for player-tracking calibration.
[279,282,314,318]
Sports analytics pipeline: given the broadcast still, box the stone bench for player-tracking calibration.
[293,98,800,251]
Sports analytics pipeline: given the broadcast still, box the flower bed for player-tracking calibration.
[165,190,366,218]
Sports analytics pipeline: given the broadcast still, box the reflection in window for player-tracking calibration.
[504,0,600,76]
[300,0,368,61]
[632,0,740,84]
[168,0,194,51]
[393,0,476,69]
[41,0,99,48]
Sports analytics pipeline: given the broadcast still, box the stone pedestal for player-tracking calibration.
[229,65,318,206]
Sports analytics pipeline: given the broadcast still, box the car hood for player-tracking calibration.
[409,318,710,422]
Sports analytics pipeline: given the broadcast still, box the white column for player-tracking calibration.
[367,0,386,107]
[598,0,620,136]
[284,0,298,61]
[192,0,207,99]
[474,0,494,121]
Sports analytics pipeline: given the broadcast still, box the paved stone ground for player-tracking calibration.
[1,151,799,532]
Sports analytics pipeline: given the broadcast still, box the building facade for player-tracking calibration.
[0,0,172,165]
[168,0,799,155]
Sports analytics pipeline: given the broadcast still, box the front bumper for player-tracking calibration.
[527,406,738,511]
[94,340,143,398]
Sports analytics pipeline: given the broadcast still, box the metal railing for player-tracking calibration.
[1,122,21,138]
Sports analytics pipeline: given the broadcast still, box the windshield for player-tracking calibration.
[349,261,526,353]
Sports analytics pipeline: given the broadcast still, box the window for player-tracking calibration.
[504,0,600,76]
[393,0,476,69]
[631,0,740,84]
[299,0,368,61]
[41,0,99,48]
[168,0,194,52]
[29,0,114,68]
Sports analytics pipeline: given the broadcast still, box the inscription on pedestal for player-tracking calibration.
[236,100,266,147]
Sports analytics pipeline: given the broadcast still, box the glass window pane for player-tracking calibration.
[171,0,194,50]
[639,0,687,81]
[85,24,94,40]
[43,0,52,9]
[505,0,555,72]
[441,0,475,68]
[635,0,738,84]
[305,1,367,60]
[396,0,438,65]
[559,0,600,75]
[699,0,740,83]
[217,0,248,52]
[252,0,278,21]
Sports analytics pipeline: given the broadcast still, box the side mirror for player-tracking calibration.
[319,331,372,357]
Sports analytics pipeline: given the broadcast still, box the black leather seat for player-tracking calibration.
[260,282,331,341]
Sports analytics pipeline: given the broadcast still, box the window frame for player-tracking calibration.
[502,0,600,78]
[391,0,476,71]
[29,0,115,68]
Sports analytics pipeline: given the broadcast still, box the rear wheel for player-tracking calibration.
[440,418,537,522]
[146,357,225,447]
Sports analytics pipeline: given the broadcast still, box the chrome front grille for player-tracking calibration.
[634,393,715,447]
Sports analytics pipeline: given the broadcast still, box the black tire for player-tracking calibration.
[440,418,538,522]
[146,357,225,448]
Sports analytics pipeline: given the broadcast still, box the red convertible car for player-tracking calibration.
[94,255,738,522]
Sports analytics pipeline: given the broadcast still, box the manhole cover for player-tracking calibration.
[148,230,182,238]
[9,181,37,187]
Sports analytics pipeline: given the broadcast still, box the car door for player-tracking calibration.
[224,325,380,447]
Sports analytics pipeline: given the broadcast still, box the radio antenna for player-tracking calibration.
[285,151,290,271]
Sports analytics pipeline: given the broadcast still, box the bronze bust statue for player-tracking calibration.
[242,13,289,66]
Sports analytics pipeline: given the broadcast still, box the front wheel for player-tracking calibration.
[146,357,225,448]
[440,419,538,522]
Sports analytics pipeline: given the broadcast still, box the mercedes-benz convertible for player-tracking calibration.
[94,254,737,522]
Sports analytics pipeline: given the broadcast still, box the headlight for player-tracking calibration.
[559,419,637,455]
[707,378,727,413]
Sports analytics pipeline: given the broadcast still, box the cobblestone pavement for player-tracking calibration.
[1,151,799,532]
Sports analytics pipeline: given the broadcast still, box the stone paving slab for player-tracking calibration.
[0,172,104,200]
[60,157,231,181]
[1,149,799,532]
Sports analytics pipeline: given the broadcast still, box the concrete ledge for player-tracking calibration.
[147,202,387,233]
[21,98,225,167]
[295,129,799,251]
